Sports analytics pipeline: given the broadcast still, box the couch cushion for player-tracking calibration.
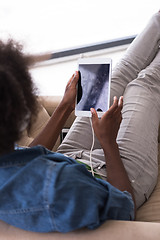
[18,103,62,151]
[0,220,160,240]
[18,104,50,148]
[40,96,76,128]
[17,130,34,147]
[39,96,62,116]
[28,105,50,138]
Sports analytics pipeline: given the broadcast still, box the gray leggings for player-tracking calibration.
[57,12,160,208]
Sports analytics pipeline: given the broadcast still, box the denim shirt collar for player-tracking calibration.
[0,146,46,168]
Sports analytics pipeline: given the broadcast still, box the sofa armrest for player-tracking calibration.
[0,220,160,240]
[18,96,76,151]
[39,96,63,116]
[39,96,76,128]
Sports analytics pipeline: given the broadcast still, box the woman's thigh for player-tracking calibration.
[118,63,160,208]
[57,117,101,153]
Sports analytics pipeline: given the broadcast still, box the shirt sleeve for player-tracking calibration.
[51,160,135,233]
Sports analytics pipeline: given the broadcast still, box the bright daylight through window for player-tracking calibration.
[0,0,159,95]
[0,0,159,54]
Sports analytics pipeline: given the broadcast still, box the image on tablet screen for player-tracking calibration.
[76,63,110,112]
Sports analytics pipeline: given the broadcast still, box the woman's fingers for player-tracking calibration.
[66,71,79,89]
[114,96,123,115]
[107,96,119,115]
[91,108,99,127]
[103,96,123,120]
[91,96,123,123]
[118,96,123,107]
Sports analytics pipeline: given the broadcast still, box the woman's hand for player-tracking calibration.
[30,71,79,150]
[91,96,123,147]
[91,96,135,208]
[61,71,79,112]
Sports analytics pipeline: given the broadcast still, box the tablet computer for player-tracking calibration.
[75,57,112,118]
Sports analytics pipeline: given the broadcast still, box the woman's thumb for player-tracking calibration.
[90,108,98,126]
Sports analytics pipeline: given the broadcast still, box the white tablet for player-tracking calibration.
[75,57,112,118]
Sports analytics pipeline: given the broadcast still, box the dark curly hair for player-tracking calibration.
[0,40,38,153]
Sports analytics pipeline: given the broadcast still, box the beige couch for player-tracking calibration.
[1,96,160,239]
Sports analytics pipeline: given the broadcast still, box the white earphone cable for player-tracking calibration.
[89,117,95,177]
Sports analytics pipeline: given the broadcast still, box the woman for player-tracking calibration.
[0,41,134,233]
[0,11,160,233]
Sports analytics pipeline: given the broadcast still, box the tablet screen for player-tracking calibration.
[76,63,110,113]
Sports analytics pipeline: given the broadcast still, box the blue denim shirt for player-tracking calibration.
[0,146,134,233]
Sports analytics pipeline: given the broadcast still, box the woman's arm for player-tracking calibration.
[91,96,136,208]
[29,71,79,150]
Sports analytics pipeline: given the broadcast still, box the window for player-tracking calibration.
[1,0,159,95]
[0,0,159,54]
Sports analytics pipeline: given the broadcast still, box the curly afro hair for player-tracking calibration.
[0,40,38,153]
